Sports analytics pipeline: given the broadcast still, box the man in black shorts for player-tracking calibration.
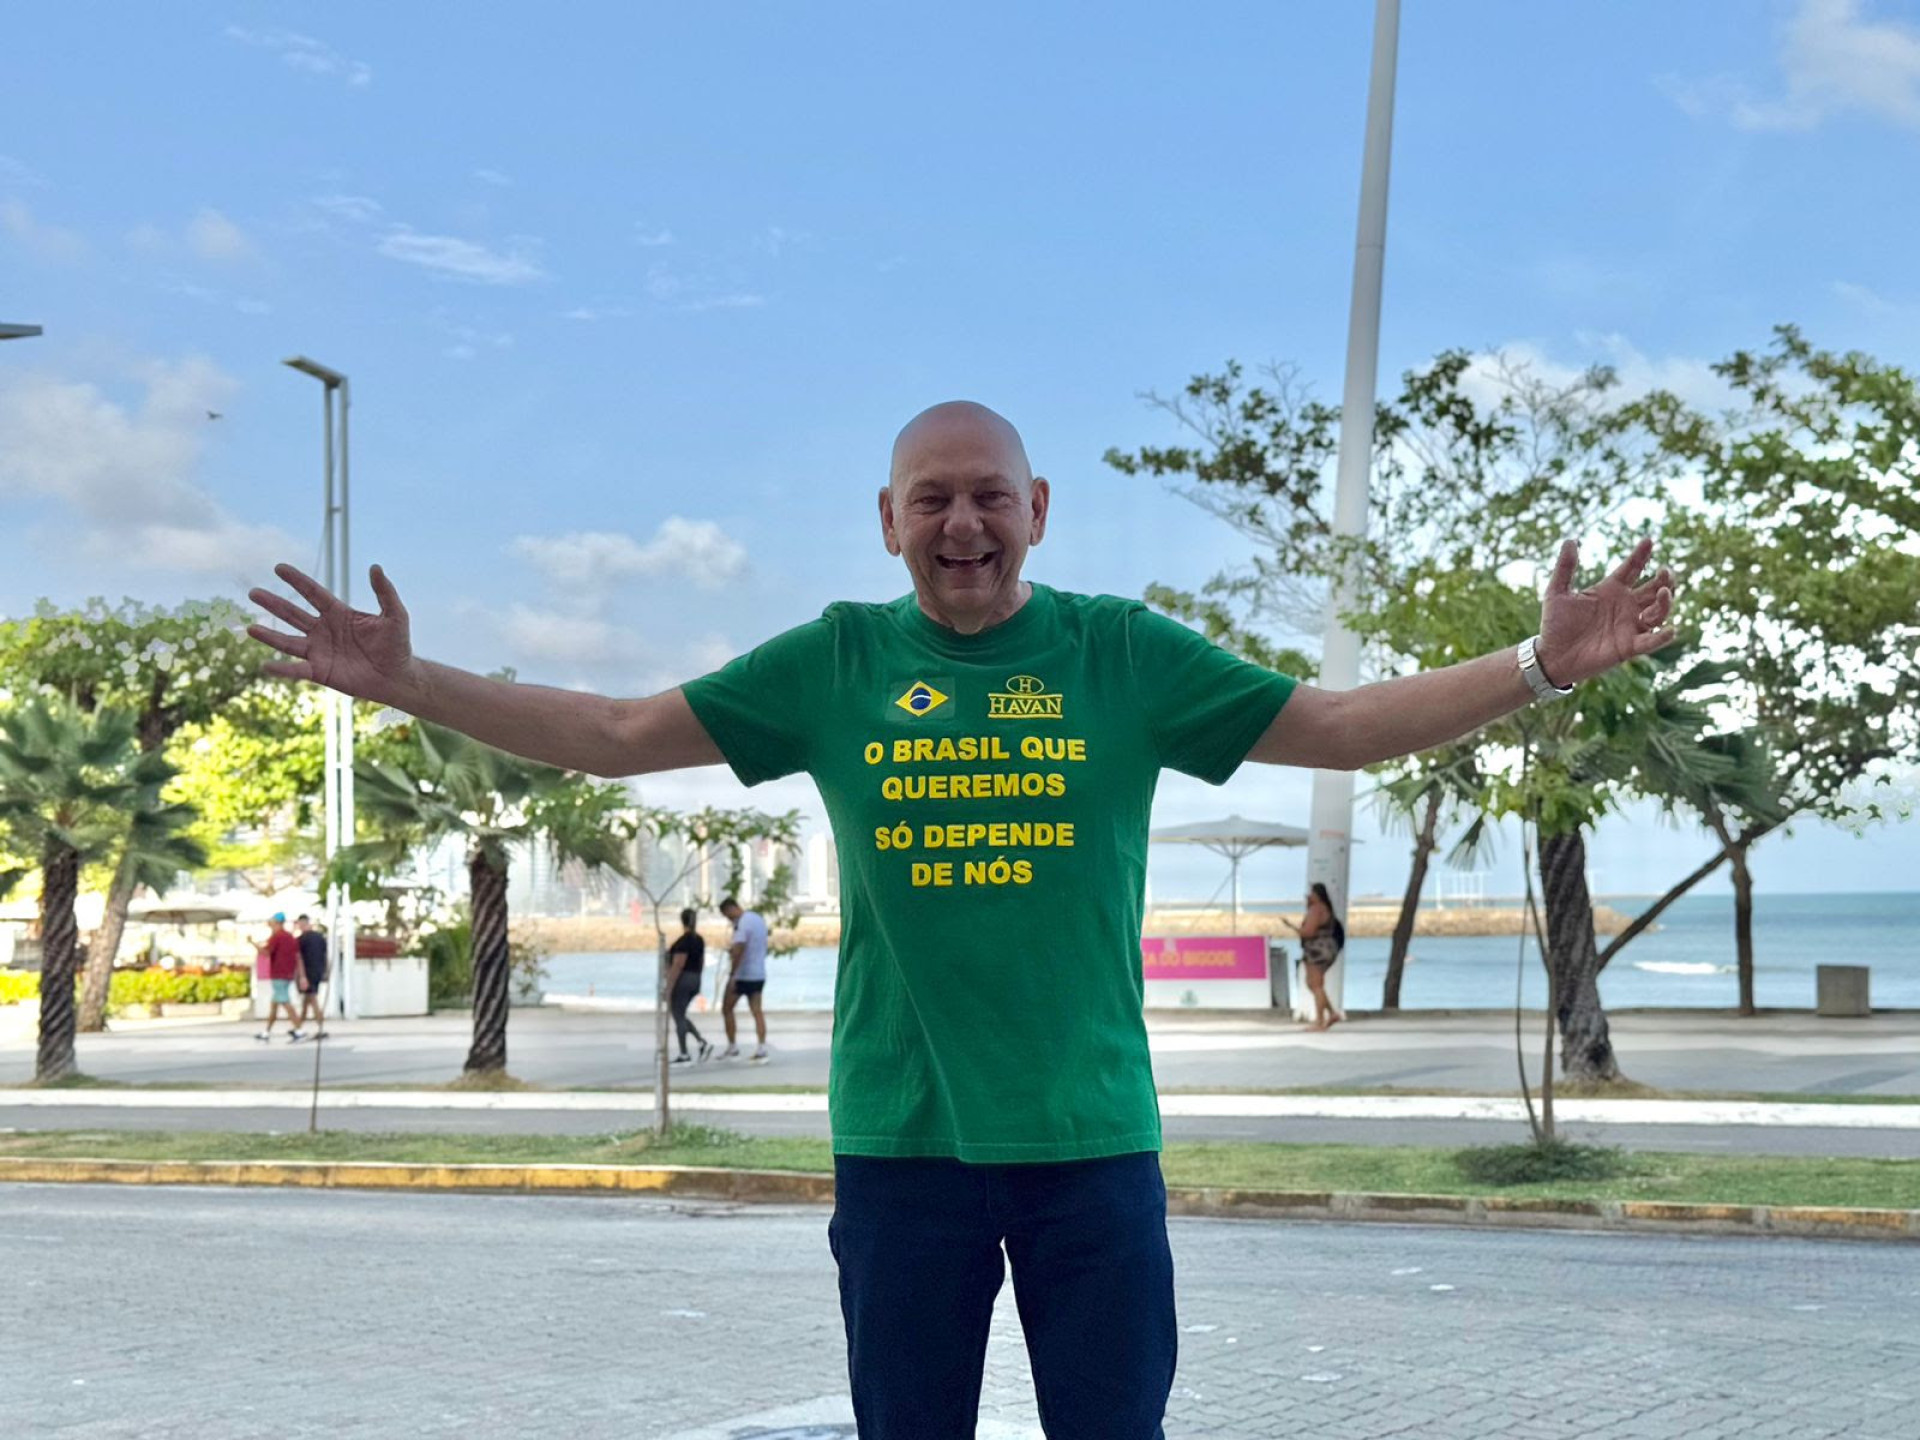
[293,914,328,1040]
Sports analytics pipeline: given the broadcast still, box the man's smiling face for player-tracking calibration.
[880,401,1050,635]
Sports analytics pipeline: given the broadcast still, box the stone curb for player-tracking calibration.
[3,1157,1915,1242]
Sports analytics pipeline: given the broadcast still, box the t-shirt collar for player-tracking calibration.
[895,582,1054,656]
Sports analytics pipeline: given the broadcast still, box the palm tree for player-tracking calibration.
[1369,742,1492,1010]
[1512,652,1764,1082]
[0,697,205,1081]
[345,721,633,1075]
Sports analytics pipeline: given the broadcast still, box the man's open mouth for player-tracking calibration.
[936,553,996,571]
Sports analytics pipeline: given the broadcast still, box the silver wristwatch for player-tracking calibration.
[1516,635,1574,703]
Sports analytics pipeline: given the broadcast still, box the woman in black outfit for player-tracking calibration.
[665,907,712,1063]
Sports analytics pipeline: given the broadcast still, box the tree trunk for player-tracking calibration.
[78,854,141,1032]
[1537,828,1620,1083]
[1383,789,1441,1010]
[655,939,672,1135]
[465,852,511,1074]
[79,705,179,1031]
[36,844,82,1082]
[1730,842,1757,1016]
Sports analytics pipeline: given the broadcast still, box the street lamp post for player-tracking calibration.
[1300,0,1402,1021]
[283,356,357,1020]
[0,323,44,341]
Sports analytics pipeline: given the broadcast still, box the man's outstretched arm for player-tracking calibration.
[248,562,722,779]
[1249,538,1677,772]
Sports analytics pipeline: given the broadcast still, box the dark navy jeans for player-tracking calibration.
[828,1152,1176,1440]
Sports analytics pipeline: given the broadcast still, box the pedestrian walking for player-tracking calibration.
[1290,882,1347,1030]
[250,399,1676,1438]
[717,897,771,1062]
[293,914,329,1039]
[253,913,303,1042]
[666,907,712,1065]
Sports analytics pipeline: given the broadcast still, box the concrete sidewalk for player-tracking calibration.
[5,1004,1917,1096]
[4,1083,1918,1130]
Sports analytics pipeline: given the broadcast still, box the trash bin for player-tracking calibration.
[1816,965,1871,1017]
[1268,939,1291,1011]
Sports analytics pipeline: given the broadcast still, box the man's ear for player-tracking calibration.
[879,486,902,556]
[1028,476,1051,546]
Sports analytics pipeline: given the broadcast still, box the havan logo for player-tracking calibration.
[987,674,1063,719]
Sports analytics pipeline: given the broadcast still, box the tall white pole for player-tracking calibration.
[335,379,356,1019]
[288,357,356,1019]
[321,385,342,1019]
[1301,0,1401,1021]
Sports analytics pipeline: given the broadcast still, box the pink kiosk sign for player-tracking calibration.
[1140,935,1274,1009]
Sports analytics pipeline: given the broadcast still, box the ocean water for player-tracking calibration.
[539,891,1919,1012]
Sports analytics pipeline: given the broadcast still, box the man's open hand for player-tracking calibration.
[1535,538,1677,687]
[248,563,419,703]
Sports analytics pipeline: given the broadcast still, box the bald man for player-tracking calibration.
[249,401,1676,1439]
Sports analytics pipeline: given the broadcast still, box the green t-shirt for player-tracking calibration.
[681,583,1296,1163]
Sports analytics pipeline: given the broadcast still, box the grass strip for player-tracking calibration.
[1,1128,1915,1210]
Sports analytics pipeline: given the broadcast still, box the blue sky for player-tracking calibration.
[3,1,1916,903]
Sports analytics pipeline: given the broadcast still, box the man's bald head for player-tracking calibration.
[888,401,1034,494]
[879,399,1050,635]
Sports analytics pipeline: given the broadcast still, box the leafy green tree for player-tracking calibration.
[0,697,204,1080]
[338,720,635,1076]
[1608,328,1920,1009]
[0,598,262,1029]
[1109,352,1681,1030]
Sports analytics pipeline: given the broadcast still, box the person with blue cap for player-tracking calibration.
[254,912,304,1042]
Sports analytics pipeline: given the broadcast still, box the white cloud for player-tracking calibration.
[1463,333,1734,414]
[1832,279,1920,322]
[644,261,762,311]
[377,228,546,285]
[127,208,258,264]
[1666,0,1920,130]
[473,168,513,187]
[187,207,254,262]
[634,224,674,247]
[225,26,372,88]
[0,358,299,578]
[500,605,645,669]
[0,154,44,187]
[755,225,807,257]
[161,278,273,317]
[312,193,384,224]
[1,199,86,262]
[561,304,634,322]
[511,519,748,593]
[439,321,514,361]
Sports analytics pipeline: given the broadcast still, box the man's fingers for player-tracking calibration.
[1638,585,1674,626]
[369,563,407,621]
[1608,537,1655,588]
[1634,627,1676,656]
[274,562,338,613]
[1546,539,1579,596]
[247,623,309,658]
[249,589,316,634]
[260,659,315,682]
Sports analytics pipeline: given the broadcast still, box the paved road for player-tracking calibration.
[4,1184,1915,1438]
[6,1007,1918,1096]
[6,1102,1918,1159]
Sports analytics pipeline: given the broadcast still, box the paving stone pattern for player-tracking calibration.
[3,1184,1915,1438]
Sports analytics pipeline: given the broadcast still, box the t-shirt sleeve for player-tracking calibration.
[1125,605,1299,784]
[680,613,837,786]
